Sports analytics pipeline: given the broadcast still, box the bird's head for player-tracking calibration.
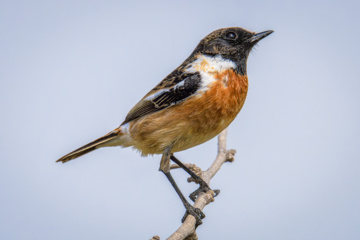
[194,27,273,75]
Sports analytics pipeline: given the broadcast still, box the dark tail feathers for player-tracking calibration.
[56,129,121,163]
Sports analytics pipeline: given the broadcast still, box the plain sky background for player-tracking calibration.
[1,0,359,239]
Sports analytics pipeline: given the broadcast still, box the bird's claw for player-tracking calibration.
[189,181,220,202]
[182,204,205,226]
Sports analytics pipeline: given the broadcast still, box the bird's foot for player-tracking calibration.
[182,203,205,227]
[189,181,220,202]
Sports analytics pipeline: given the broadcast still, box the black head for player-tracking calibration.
[193,27,273,75]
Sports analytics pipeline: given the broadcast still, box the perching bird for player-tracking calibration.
[57,27,273,225]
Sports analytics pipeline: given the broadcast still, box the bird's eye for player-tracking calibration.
[225,32,237,39]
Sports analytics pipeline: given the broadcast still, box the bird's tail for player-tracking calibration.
[56,128,123,163]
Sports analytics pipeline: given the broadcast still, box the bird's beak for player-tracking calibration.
[249,30,274,43]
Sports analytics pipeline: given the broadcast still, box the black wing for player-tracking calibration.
[121,72,201,125]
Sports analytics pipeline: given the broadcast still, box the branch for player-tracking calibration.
[152,128,236,240]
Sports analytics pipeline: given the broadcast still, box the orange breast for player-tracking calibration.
[129,69,248,155]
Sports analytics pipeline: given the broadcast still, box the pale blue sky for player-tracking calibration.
[1,0,359,239]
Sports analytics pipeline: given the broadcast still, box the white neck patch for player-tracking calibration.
[186,54,236,74]
[186,54,236,91]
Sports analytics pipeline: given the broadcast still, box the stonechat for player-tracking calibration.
[57,27,273,225]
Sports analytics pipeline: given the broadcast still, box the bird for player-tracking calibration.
[57,27,273,225]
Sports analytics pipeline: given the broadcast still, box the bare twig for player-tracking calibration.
[160,128,236,240]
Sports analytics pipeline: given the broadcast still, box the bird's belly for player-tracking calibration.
[128,71,248,155]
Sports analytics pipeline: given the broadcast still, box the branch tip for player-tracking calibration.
[225,149,236,162]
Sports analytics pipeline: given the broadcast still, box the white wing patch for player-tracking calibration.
[186,54,236,91]
[144,89,168,101]
[144,80,186,102]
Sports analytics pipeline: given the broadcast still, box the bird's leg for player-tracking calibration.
[159,146,205,226]
[170,154,220,202]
